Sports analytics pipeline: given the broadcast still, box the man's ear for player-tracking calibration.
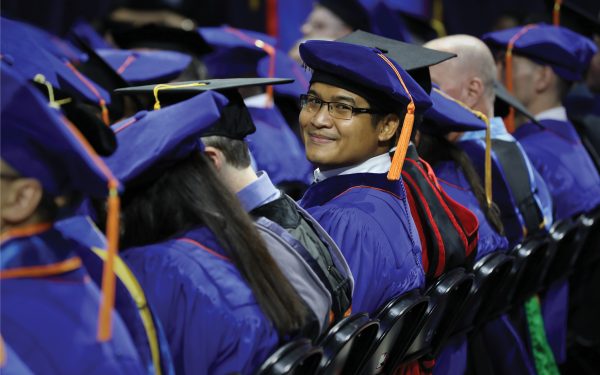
[203,146,224,171]
[2,178,44,225]
[378,113,401,142]
[464,76,485,108]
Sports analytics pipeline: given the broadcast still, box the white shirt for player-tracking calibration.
[535,106,568,121]
[313,152,391,183]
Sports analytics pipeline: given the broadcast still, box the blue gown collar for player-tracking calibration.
[0,224,83,278]
[515,119,581,144]
[300,172,407,208]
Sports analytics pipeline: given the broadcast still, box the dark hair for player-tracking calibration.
[417,133,505,235]
[201,135,252,169]
[97,152,308,337]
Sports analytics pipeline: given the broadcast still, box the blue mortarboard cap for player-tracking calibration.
[299,39,432,180]
[1,17,111,107]
[97,49,192,85]
[300,40,432,113]
[257,52,310,98]
[383,0,432,21]
[199,26,276,78]
[1,62,119,198]
[421,86,487,135]
[106,91,228,187]
[482,23,598,82]
[68,19,113,50]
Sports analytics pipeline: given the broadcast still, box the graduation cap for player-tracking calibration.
[114,78,294,154]
[422,85,494,206]
[110,23,212,57]
[1,62,122,343]
[96,48,192,85]
[257,52,311,98]
[317,0,371,32]
[336,30,456,93]
[299,39,433,180]
[105,91,228,188]
[29,76,118,156]
[482,23,597,83]
[198,26,276,79]
[482,23,596,130]
[1,17,113,124]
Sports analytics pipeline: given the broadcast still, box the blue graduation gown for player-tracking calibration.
[431,161,509,375]
[0,225,144,375]
[246,105,313,187]
[120,226,279,375]
[434,161,509,259]
[514,119,600,220]
[56,216,175,375]
[515,118,600,364]
[1,340,34,375]
[299,172,425,314]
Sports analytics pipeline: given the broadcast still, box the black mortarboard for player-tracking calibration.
[546,0,600,38]
[115,78,294,140]
[337,30,456,93]
[70,35,131,122]
[317,0,371,32]
[110,23,213,57]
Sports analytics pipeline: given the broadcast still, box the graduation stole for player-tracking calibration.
[401,145,479,280]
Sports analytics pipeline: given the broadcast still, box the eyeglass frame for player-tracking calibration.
[299,94,383,120]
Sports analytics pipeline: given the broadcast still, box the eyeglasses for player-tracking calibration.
[299,94,381,120]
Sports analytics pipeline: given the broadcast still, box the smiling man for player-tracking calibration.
[298,39,432,314]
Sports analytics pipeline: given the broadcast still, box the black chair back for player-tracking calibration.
[544,218,587,285]
[356,290,429,375]
[256,339,323,375]
[576,206,600,270]
[507,234,553,306]
[402,268,474,363]
[317,313,379,375]
[453,252,514,334]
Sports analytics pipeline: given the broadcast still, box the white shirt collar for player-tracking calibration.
[313,152,391,183]
[535,106,568,121]
[243,93,269,108]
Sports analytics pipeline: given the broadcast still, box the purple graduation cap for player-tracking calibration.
[299,39,432,179]
[421,85,488,135]
[199,26,277,79]
[105,90,229,187]
[1,17,112,123]
[482,23,598,82]
[96,49,192,85]
[1,62,122,342]
[257,52,310,98]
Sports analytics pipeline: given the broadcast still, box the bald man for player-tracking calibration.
[424,35,557,374]
[425,34,553,244]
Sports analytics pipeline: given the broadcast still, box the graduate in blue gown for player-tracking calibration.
[198,26,314,192]
[415,86,510,375]
[483,23,600,368]
[101,87,311,375]
[296,39,432,314]
[417,87,509,260]
[0,63,144,375]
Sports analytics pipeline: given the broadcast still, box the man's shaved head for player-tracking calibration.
[425,35,497,117]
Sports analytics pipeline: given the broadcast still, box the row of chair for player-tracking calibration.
[256,206,600,375]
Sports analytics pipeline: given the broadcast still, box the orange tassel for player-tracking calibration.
[388,104,415,180]
[375,53,416,181]
[97,180,120,341]
[553,0,562,26]
[100,99,110,126]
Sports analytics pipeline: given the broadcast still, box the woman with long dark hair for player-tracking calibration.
[99,90,309,375]
[417,87,508,259]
